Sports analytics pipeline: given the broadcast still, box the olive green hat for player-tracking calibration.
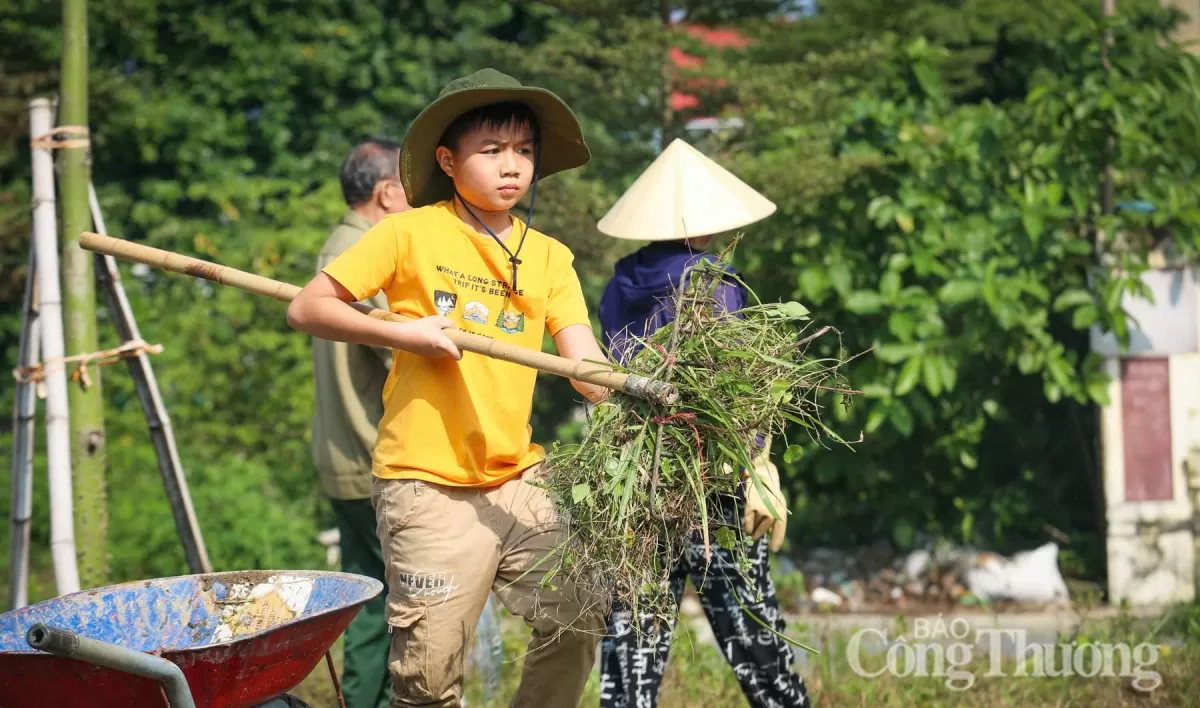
[400,68,591,207]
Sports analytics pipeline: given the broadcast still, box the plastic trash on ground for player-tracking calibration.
[964,542,1070,604]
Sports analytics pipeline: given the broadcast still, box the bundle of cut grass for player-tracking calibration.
[540,257,861,635]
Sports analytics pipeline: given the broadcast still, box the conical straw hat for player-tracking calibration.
[597,138,776,241]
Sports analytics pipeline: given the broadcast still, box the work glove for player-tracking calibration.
[742,437,787,553]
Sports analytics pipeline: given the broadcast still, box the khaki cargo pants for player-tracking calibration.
[372,464,606,707]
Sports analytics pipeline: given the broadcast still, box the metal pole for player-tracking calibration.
[88,184,213,573]
[30,97,81,595]
[9,242,41,610]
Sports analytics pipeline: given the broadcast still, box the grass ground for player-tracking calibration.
[292,599,1200,707]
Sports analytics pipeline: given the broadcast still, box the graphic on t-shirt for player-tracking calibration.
[436,265,523,298]
[495,310,525,334]
[464,301,489,324]
[434,290,457,316]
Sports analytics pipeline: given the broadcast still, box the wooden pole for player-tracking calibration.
[661,0,675,148]
[1101,0,1116,223]
[60,0,109,588]
[30,98,81,595]
[1095,0,1116,542]
[9,242,40,610]
[78,232,679,405]
[89,184,213,574]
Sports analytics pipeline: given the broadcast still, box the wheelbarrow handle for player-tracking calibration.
[27,623,197,708]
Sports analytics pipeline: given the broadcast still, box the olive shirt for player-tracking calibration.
[311,210,393,500]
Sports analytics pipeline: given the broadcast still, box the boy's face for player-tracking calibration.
[436,118,535,212]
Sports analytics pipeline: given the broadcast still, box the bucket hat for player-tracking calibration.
[400,68,591,208]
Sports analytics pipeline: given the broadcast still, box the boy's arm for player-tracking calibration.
[545,243,611,401]
[552,323,611,403]
[287,273,461,360]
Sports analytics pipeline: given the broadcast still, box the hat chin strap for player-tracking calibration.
[452,154,540,298]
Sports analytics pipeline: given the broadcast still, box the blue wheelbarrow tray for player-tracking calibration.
[0,569,383,707]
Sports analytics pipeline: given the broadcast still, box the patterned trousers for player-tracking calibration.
[598,497,810,708]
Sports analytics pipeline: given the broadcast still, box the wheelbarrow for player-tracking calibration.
[0,569,383,707]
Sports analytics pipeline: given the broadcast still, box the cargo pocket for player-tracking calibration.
[376,479,425,538]
[386,603,433,702]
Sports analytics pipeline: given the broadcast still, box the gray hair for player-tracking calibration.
[339,138,401,206]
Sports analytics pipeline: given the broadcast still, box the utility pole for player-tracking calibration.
[59,0,109,588]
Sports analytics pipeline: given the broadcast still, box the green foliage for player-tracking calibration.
[748,0,1097,101]
[723,6,1200,564]
[105,445,327,580]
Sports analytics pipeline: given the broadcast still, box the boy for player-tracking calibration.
[595,139,810,708]
[288,69,610,708]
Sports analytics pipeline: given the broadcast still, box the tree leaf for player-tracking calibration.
[982,399,1000,418]
[770,379,792,403]
[938,280,980,305]
[922,355,943,396]
[866,405,889,434]
[867,196,892,219]
[1072,304,1098,329]
[891,519,916,550]
[1087,378,1112,405]
[875,341,924,363]
[714,526,740,551]
[799,268,829,300]
[888,311,916,341]
[1022,211,1044,244]
[1053,288,1093,312]
[881,270,902,301]
[896,356,922,396]
[761,301,812,320]
[845,290,885,314]
[940,357,957,392]
[828,262,852,294]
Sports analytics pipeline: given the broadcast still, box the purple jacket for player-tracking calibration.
[599,241,747,365]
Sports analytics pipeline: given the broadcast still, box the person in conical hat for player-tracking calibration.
[288,68,610,708]
[596,138,810,708]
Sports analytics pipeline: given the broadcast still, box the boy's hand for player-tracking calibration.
[287,274,461,360]
[397,316,462,360]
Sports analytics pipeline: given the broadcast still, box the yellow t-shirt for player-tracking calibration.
[322,200,591,488]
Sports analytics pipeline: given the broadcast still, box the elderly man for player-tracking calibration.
[313,138,409,708]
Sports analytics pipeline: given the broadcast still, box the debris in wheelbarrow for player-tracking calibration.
[0,569,382,708]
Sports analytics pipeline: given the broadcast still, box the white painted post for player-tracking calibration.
[30,97,81,595]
